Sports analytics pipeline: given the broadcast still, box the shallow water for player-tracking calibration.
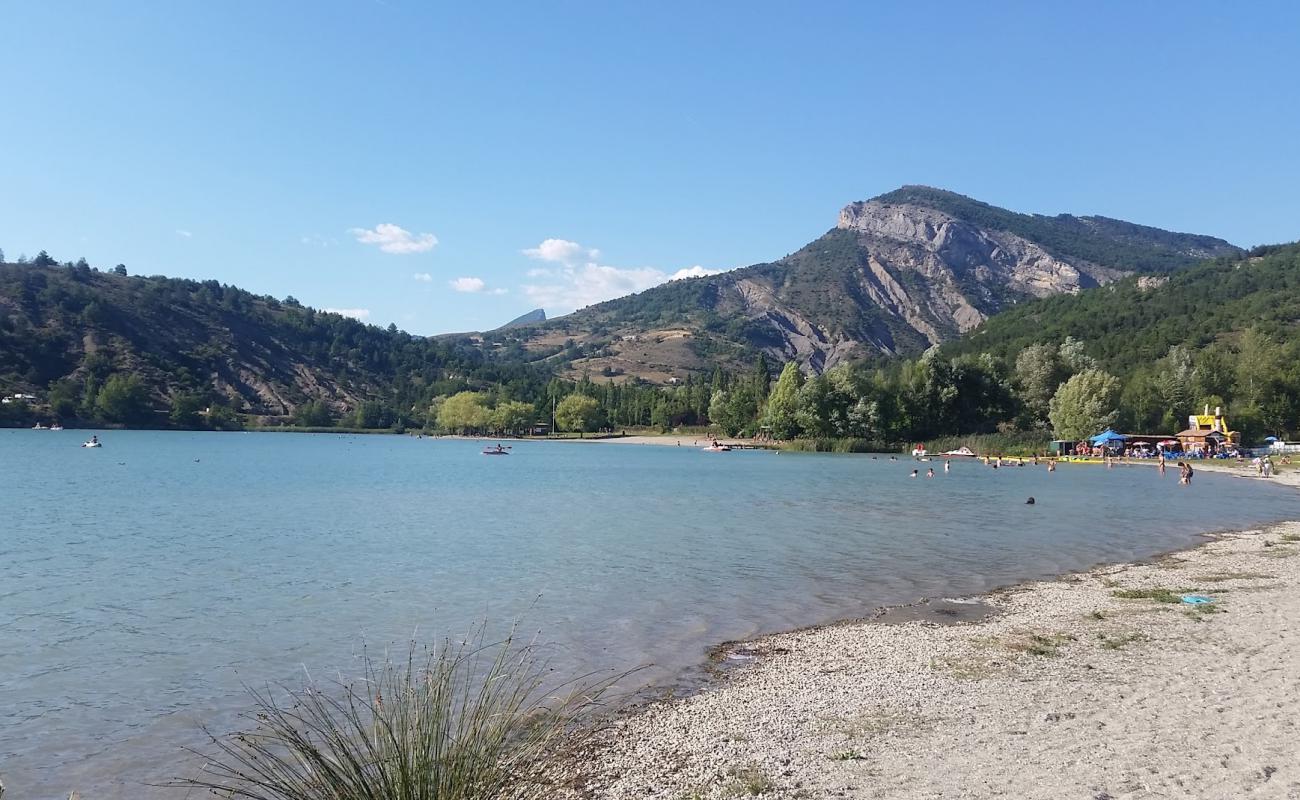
[1,430,1296,797]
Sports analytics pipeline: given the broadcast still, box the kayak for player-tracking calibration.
[82,442,102,448]
[482,450,509,456]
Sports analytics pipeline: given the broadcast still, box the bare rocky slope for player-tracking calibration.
[502,187,1240,378]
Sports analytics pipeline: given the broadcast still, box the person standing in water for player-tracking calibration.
[944,459,951,473]
[1047,460,1056,473]
[926,467,935,478]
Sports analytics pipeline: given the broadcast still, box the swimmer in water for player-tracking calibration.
[926,467,934,478]
[910,469,919,478]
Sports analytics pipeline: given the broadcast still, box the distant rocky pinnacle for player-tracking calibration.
[495,308,546,330]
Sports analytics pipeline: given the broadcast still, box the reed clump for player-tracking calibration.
[175,628,617,800]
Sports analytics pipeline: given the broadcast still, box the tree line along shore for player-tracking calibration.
[3,244,1299,449]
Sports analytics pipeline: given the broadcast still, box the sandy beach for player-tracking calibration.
[564,468,1300,799]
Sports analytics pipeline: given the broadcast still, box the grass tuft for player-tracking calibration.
[172,627,620,800]
[829,749,867,761]
[1006,632,1073,657]
[1111,587,1195,604]
[725,764,775,796]
[1096,631,1146,650]
[1197,572,1274,583]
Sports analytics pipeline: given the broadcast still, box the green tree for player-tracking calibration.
[206,402,244,430]
[1057,336,1096,373]
[750,353,772,404]
[33,250,56,267]
[491,400,535,435]
[437,391,490,434]
[113,264,128,276]
[763,361,804,439]
[351,401,391,429]
[95,374,152,424]
[554,393,602,436]
[1235,327,1281,410]
[1049,369,1121,440]
[294,400,335,427]
[169,393,205,427]
[1013,343,1065,426]
[47,379,81,419]
[1154,345,1195,425]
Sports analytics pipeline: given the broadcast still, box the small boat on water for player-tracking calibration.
[50,424,64,431]
[702,442,731,452]
[940,446,978,457]
[82,441,102,448]
[482,444,510,456]
[33,423,48,430]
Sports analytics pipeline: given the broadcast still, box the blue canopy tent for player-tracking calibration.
[1089,429,1127,445]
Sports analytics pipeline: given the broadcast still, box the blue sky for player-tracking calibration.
[2,2,1298,334]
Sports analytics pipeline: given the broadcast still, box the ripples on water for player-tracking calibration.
[1,430,1296,797]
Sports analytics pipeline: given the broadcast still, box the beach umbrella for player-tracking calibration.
[1264,436,1279,442]
[1158,439,1179,446]
[1089,429,1127,445]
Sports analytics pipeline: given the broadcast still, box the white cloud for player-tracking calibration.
[176,229,193,238]
[322,307,371,322]
[413,272,433,282]
[349,223,438,254]
[522,238,599,265]
[669,265,722,280]
[450,276,487,293]
[519,239,724,314]
[301,234,336,247]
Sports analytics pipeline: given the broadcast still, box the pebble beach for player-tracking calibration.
[564,467,1300,799]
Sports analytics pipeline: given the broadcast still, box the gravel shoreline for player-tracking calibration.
[562,468,1300,799]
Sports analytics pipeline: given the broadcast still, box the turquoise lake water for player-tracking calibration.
[2,429,1297,797]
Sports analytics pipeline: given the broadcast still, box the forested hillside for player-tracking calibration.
[0,259,540,428]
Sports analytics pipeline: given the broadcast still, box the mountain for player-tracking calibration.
[498,187,1240,380]
[494,308,546,330]
[0,263,539,426]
